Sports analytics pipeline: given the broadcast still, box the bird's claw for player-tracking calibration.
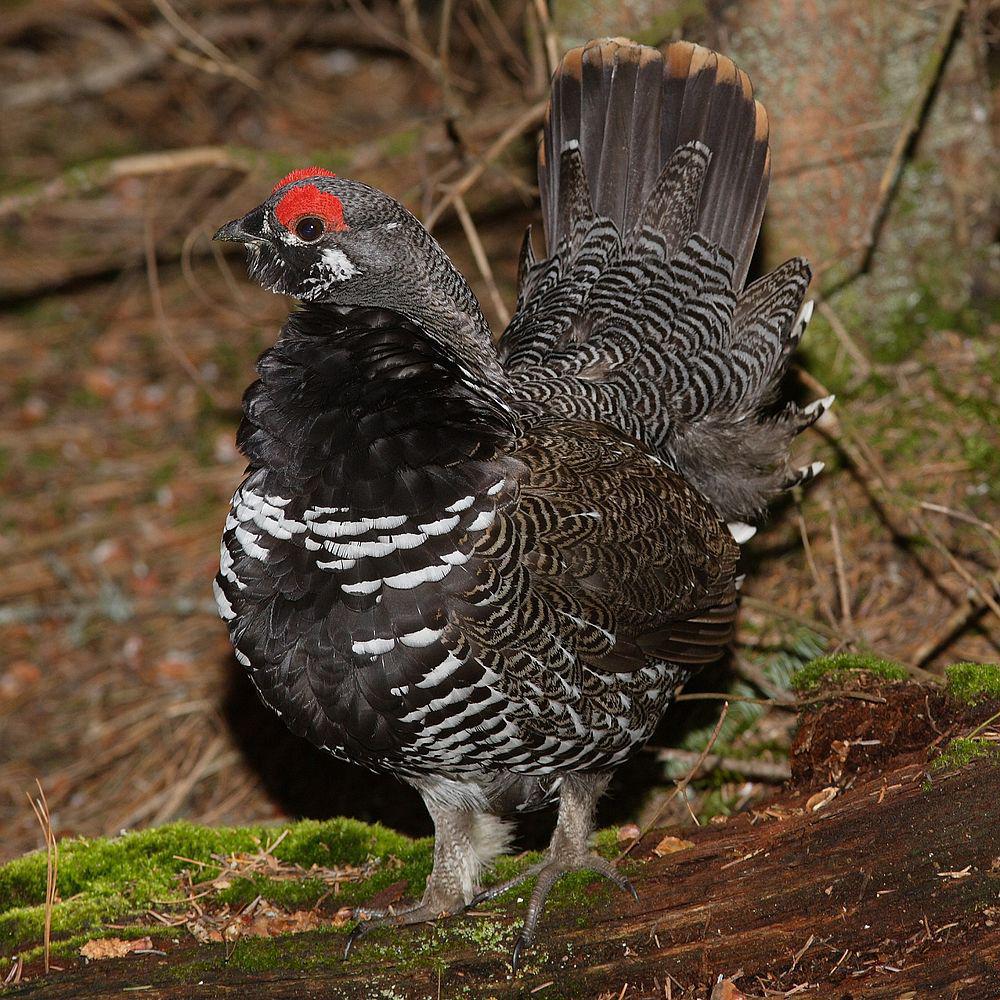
[504,858,638,973]
[510,932,528,974]
[342,897,467,960]
[342,921,369,961]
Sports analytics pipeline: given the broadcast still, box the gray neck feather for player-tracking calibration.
[395,218,507,384]
[333,210,508,386]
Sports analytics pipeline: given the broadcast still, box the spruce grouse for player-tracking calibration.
[214,38,829,965]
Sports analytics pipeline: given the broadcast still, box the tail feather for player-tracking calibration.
[540,38,770,289]
[632,141,710,254]
[504,37,827,521]
[556,145,595,247]
[725,260,813,409]
[516,226,536,291]
[779,393,836,436]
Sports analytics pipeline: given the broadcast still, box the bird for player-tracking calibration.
[213,37,829,968]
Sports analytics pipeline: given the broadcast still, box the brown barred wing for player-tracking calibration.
[447,419,740,775]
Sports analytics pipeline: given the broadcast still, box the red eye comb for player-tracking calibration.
[271,167,337,194]
[274,183,347,231]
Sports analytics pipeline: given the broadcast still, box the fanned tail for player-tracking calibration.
[502,38,828,521]
[539,38,770,289]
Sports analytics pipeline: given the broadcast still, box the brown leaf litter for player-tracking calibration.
[79,937,154,961]
[652,835,695,857]
[185,898,352,947]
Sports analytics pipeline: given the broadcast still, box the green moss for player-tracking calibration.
[945,662,1000,705]
[487,850,542,891]
[0,819,427,956]
[592,827,620,858]
[224,930,344,975]
[931,737,1000,772]
[217,922,466,982]
[212,874,329,911]
[150,459,179,489]
[546,869,617,910]
[447,917,509,953]
[211,832,434,915]
[874,308,927,365]
[25,448,58,471]
[0,819,632,970]
[796,318,854,395]
[630,1,708,46]
[963,434,1000,482]
[354,928,445,972]
[923,360,1000,493]
[873,271,987,365]
[66,386,104,410]
[791,652,909,692]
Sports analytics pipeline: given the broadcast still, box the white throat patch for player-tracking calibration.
[301,246,361,299]
[320,247,360,280]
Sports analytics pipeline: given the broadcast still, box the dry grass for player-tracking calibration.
[26,782,57,974]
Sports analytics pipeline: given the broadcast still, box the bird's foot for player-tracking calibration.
[467,859,548,907]
[343,894,466,960]
[474,850,637,973]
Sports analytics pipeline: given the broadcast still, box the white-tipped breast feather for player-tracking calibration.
[727,521,757,544]
[804,393,835,417]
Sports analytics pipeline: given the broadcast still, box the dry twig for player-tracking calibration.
[150,0,260,89]
[344,0,472,91]
[471,0,532,81]
[912,595,989,668]
[619,702,730,859]
[453,194,511,326]
[815,298,872,384]
[424,100,548,229]
[824,499,855,636]
[2,957,23,987]
[822,0,969,290]
[532,0,560,77]
[0,146,258,218]
[647,746,791,784]
[799,368,998,673]
[796,509,839,633]
[96,0,258,89]
[143,209,226,408]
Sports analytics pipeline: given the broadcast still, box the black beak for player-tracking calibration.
[213,207,266,243]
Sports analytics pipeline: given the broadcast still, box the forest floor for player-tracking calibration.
[2,669,1000,998]
[1,0,999,995]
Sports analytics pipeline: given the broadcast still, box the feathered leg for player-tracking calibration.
[471,773,637,971]
[345,796,510,958]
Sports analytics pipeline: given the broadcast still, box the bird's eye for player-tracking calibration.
[294,216,325,242]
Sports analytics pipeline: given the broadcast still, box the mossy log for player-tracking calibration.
[5,685,999,999]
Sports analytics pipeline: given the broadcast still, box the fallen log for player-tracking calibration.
[4,678,999,999]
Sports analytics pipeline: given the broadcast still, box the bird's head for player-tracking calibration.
[215,167,506,382]
[214,167,420,303]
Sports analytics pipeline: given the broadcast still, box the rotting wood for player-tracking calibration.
[7,706,999,998]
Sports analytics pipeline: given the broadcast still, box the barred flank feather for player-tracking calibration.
[502,38,824,521]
